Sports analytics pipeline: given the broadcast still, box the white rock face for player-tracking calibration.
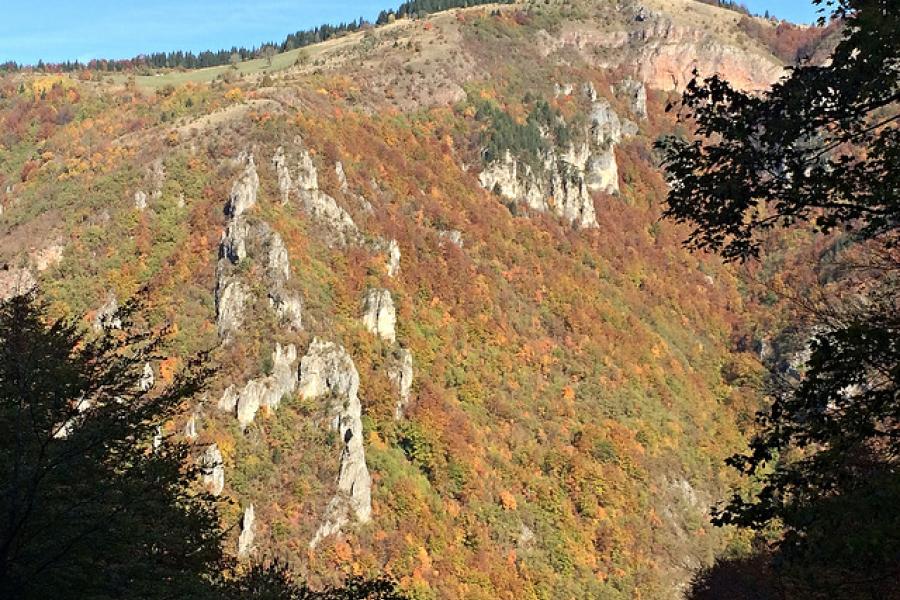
[31,243,64,272]
[361,289,397,344]
[0,267,37,301]
[299,339,372,547]
[217,214,302,336]
[554,82,575,97]
[301,190,360,245]
[272,147,293,204]
[615,78,648,119]
[201,444,225,496]
[438,229,464,248]
[284,145,361,245]
[215,279,248,340]
[184,415,198,440]
[234,343,298,428]
[238,504,256,559]
[386,239,401,278]
[266,231,290,286]
[218,385,238,412]
[93,294,122,332]
[220,217,250,264]
[134,190,148,211]
[139,363,155,392]
[236,379,267,429]
[296,149,319,193]
[389,348,414,419]
[479,86,637,228]
[269,290,303,330]
[335,161,349,193]
[226,154,259,217]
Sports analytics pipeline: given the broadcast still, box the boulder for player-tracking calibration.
[218,385,238,412]
[438,229,464,248]
[184,415,198,441]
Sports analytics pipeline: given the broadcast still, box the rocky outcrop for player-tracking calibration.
[438,229,464,248]
[234,343,298,428]
[184,415,198,440]
[31,243,64,272]
[236,379,267,429]
[386,239,401,278]
[216,184,303,338]
[296,149,319,194]
[218,384,239,413]
[614,78,648,119]
[139,363,154,392]
[389,348,414,419]
[93,294,122,332]
[225,154,259,218]
[265,230,290,286]
[335,161,350,193]
[269,290,303,331]
[284,144,361,245]
[201,444,225,496]
[299,339,372,547]
[361,288,396,344]
[272,146,293,204]
[238,504,256,559]
[215,279,248,340]
[479,85,637,228]
[0,267,36,301]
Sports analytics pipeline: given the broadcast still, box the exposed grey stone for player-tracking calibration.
[139,363,154,392]
[361,288,396,344]
[0,267,37,301]
[299,339,372,547]
[614,78,648,119]
[386,239,401,278]
[201,443,225,496]
[184,415,198,440]
[237,504,256,559]
[93,294,122,332]
[389,348,414,419]
[219,384,239,412]
[438,229,464,248]
[134,190,148,211]
[234,343,298,428]
[335,161,349,193]
[272,146,293,204]
[225,154,259,218]
[215,278,248,340]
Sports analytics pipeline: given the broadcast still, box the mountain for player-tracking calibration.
[0,1,832,597]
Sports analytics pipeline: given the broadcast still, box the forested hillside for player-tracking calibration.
[0,1,847,598]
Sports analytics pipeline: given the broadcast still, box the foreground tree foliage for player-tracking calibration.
[0,291,406,599]
[657,0,899,597]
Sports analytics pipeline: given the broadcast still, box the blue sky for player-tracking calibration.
[1,1,821,65]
